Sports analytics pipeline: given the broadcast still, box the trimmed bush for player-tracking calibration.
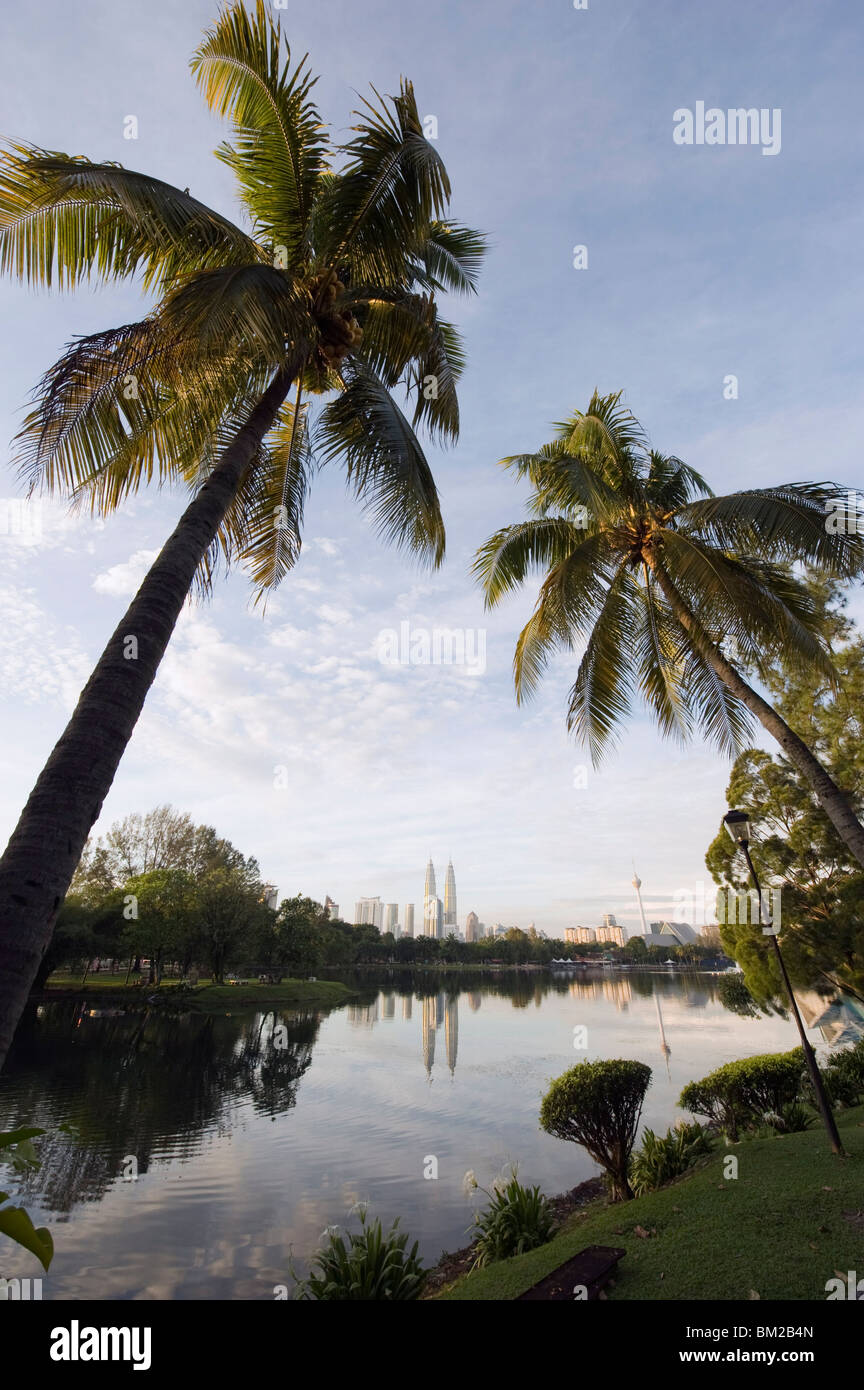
[469,1171,555,1269]
[629,1121,712,1196]
[295,1211,426,1300]
[679,1048,804,1141]
[540,1059,651,1201]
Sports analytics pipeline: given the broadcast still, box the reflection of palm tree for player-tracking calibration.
[654,989,671,1080]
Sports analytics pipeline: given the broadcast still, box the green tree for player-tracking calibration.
[473,391,864,871]
[258,894,325,980]
[121,869,197,984]
[0,0,483,1068]
[193,866,272,983]
[706,588,864,1000]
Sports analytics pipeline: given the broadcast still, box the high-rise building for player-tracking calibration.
[597,923,625,946]
[355,896,384,928]
[424,858,436,906]
[565,926,596,944]
[465,910,480,942]
[403,904,415,937]
[444,859,457,926]
[261,884,279,910]
[424,896,443,938]
[385,903,398,934]
[324,896,339,920]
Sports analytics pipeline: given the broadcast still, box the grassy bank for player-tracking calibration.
[40,975,356,1011]
[434,1104,864,1301]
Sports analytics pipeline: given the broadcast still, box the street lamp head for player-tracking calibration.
[723,809,750,846]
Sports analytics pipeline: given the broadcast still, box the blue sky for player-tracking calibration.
[1,0,862,933]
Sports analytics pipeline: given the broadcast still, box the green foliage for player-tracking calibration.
[679,1048,804,1141]
[0,1128,53,1271]
[474,394,863,772]
[629,1121,712,1196]
[706,581,864,999]
[825,1039,864,1096]
[295,1210,426,1300]
[540,1059,652,1201]
[716,973,763,1018]
[469,1172,555,1268]
[763,1102,815,1133]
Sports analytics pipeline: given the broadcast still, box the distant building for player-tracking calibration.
[444,859,457,927]
[355,897,384,928]
[385,903,398,934]
[424,896,444,938]
[261,884,279,910]
[643,921,697,949]
[465,910,480,942]
[324,896,339,920]
[493,924,506,938]
[597,924,625,946]
[403,904,415,937]
[565,926,596,944]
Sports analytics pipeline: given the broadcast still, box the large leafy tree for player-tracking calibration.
[706,585,864,1001]
[474,390,864,864]
[0,0,483,1066]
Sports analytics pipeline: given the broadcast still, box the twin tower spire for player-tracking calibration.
[424,857,457,937]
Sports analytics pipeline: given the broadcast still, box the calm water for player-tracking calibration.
[0,969,849,1299]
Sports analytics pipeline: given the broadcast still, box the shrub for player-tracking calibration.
[763,1102,815,1134]
[469,1171,555,1268]
[679,1049,804,1141]
[295,1211,426,1300]
[825,1041,864,1103]
[629,1121,712,1196]
[540,1059,652,1201]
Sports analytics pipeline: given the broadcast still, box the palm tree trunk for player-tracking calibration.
[0,367,294,1070]
[646,554,864,867]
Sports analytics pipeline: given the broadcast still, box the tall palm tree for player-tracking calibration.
[474,390,864,865]
[0,0,484,1066]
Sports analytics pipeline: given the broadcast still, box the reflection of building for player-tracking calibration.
[467,992,482,1013]
[565,926,596,944]
[402,995,413,1021]
[445,996,458,1075]
[444,860,457,927]
[465,910,480,941]
[421,994,436,1077]
[382,993,395,1019]
[403,904,415,937]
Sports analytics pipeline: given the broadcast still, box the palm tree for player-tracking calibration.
[0,0,484,1067]
[474,390,864,865]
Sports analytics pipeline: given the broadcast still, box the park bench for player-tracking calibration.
[516,1244,626,1301]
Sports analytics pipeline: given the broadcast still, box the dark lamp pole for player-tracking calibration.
[722,810,844,1156]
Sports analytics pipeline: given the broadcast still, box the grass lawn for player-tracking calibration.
[41,974,356,1011]
[435,1104,864,1301]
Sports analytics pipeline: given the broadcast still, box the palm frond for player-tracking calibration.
[566,564,637,764]
[316,359,444,565]
[0,144,259,290]
[190,0,326,261]
[411,220,486,295]
[677,484,864,578]
[156,262,312,364]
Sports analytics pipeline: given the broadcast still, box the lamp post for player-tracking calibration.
[722,810,844,1156]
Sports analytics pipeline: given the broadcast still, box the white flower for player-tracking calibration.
[462,1169,478,1194]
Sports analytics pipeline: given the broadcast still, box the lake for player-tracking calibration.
[0,968,851,1299]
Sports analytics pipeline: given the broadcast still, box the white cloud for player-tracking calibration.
[92,549,160,598]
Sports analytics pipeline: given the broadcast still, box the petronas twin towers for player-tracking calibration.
[423,857,457,938]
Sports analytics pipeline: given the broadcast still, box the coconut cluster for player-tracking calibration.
[312,267,364,367]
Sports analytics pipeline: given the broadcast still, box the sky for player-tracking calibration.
[1,0,862,935]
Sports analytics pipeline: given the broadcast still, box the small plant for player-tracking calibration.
[468,1170,555,1268]
[294,1209,426,1300]
[629,1121,712,1195]
[0,1128,54,1271]
[540,1059,652,1201]
[763,1102,814,1134]
[824,1041,864,1104]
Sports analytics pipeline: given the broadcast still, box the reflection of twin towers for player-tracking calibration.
[347,990,481,1079]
